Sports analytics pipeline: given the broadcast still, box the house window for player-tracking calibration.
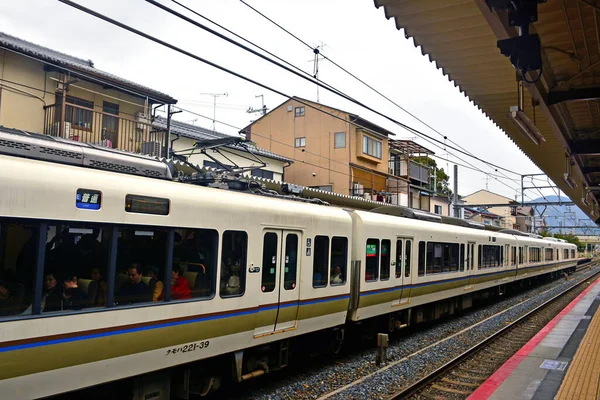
[362,135,382,159]
[334,132,346,148]
[295,107,305,117]
[295,137,306,148]
[434,205,442,215]
[251,169,274,180]
[102,102,119,133]
[56,95,94,130]
[484,220,491,225]
[494,220,501,227]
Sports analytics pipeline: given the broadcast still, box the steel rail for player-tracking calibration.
[389,259,600,399]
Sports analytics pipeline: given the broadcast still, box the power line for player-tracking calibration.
[57,0,542,199]
[132,0,526,177]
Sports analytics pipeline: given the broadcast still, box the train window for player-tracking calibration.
[426,242,459,274]
[478,245,482,269]
[571,249,575,259]
[330,236,348,286]
[313,236,329,288]
[380,240,391,280]
[172,228,218,300]
[563,249,568,260]
[44,223,110,312]
[511,247,516,267]
[469,243,474,270]
[556,249,559,260]
[460,244,465,271]
[115,227,169,305]
[220,231,247,297]
[405,240,412,278]
[0,221,40,317]
[519,247,524,264]
[284,234,299,290]
[261,233,278,292]
[418,241,425,276]
[545,248,553,261]
[365,239,379,282]
[396,240,403,278]
[480,245,502,268]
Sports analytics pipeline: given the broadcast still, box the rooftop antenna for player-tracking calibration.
[308,42,326,102]
[247,94,268,116]
[201,92,228,131]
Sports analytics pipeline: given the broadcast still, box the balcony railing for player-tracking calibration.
[43,103,166,156]
[389,157,430,184]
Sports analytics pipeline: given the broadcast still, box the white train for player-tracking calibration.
[0,129,579,399]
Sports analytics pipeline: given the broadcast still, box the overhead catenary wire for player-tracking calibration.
[56,0,546,199]
[109,0,526,177]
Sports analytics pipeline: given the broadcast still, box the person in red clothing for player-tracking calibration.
[171,267,191,300]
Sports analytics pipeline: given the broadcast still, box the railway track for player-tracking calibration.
[388,260,600,400]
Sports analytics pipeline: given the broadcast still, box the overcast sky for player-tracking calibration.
[0,0,566,202]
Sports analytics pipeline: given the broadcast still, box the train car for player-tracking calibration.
[0,142,352,398]
[0,130,582,399]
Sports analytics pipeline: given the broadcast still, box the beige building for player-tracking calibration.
[431,194,451,216]
[464,207,505,227]
[462,189,520,230]
[241,97,440,210]
[153,117,291,181]
[0,32,177,155]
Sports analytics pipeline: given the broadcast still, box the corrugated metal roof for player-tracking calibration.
[153,116,292,163]
[0,32,176,104]
[373,0,600,222]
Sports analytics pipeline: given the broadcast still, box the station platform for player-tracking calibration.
[469,275,600,400]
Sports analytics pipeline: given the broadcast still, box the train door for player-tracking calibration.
[399,238,413,304]
[254,230,301,337]
[465,242,475,289]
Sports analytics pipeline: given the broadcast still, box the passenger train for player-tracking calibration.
[0,129,580,399]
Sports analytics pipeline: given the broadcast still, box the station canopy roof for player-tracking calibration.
[373,0,600,224]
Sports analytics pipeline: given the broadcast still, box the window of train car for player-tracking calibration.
[330,236,348,286]
[405,240,412,278]
[479,245,502,268]
[418,241,425,276]
[0,221,39,317]
[365,239,379,281]
[511,246,517,267]
[519,247,524,264]
[44,223,111,312]
[220,231,247,297]
[172,228,218,299]
[544,248,553,262]
[571,249,575,259]
[284,234,299,290]
[396,240,403,278]
[313,236,329,288]
[262,233,278,292]
[460,244,465,271]
[426,242,459,274]
[529,247,541,263]
[116,227,169,305]
[380,239,391,280]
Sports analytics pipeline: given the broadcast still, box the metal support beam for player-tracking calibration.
[571,140,600,155]
[547,86,600,105]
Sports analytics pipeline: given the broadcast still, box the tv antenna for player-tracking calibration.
[308,42,326,102]
[247,94,268,116]
[201,92,228,130]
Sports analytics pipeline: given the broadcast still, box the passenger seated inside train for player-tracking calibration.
[44,271,90,312]
[144,265,164,302]
[90,267,107,306]
[330,265,343,284]
[169,266,191,300]
[115,264,152,305]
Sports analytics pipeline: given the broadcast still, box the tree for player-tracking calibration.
[553,233,585,251]
[413,157,452,197]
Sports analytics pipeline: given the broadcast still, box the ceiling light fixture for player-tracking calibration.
[508,106,546,145]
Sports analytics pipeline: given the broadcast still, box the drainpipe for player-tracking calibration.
[282,161,292,182]
[59,74,67,138]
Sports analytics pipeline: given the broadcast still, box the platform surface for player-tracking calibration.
[469,275,600,400]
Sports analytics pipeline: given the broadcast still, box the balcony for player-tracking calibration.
[389,157,430,185]
[43,103,167,156]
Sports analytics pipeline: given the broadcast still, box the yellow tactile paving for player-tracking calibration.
[555,305,600,400]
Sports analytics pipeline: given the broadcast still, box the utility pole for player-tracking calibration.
[247,94,268,116]
[453,164,459,218]
[201,92,228,131]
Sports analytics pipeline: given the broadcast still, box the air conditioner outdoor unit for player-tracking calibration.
[141,141,161,157]
[51,121,71,139]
